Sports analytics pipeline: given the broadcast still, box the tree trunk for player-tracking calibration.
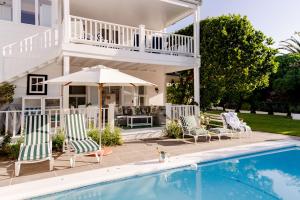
[286,104,291,117]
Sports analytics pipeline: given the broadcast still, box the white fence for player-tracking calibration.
[0,107,110,138]
[68,15,194,57]
[166,104,199,121]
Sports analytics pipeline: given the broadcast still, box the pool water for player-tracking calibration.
[35,147,300,200]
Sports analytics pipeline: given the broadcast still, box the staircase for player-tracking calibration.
[0,27,61,83]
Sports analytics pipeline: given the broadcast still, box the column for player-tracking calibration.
[12,0,21,23]
[63,56,70,108]
[108,103,115,129]
[139,24,145,52]
[193,6,200,105]
[51,0,59,28]
[63,0,70,43]
[35,0,39,25]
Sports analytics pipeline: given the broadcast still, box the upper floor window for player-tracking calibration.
[21,0,35,25]
[21,0,51,27]
[0,0,12,21]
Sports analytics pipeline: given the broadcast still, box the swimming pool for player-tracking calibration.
[35,147,300,200]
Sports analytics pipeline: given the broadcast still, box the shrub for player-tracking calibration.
[88,125,123,146]
[0,82,15,107]
[87,128,100,144]
[0,135,23,160]
[164,120,182,139]
[52,130,65,152]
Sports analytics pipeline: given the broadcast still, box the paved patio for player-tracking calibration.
[0,131,297,187]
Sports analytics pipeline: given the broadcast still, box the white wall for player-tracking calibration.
[0,20,50,47]
[12,62,63,100]
[121,70,166,106]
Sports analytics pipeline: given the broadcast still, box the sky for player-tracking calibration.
[168,0,300,48]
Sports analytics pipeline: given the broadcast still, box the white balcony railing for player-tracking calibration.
[145,30,194,56]
[68,15,194,56]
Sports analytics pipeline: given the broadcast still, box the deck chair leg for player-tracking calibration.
[194,136,198,144]
[15,162,21,177]
[49,157,54,171]
[62,141,66,153]
[70,155,76,168]
[95,151,100,163]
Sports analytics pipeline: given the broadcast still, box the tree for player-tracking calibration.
[279,33,300,54]
[167,70,194,105]
[176,15,278,111]
[0,83,15,108]
[271,54,300,116]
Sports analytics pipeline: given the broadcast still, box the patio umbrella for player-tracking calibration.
[45,65,156,147]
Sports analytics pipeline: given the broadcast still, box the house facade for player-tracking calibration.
[0,0,201,112]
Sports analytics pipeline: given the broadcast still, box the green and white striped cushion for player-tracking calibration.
[19,143,51,161]
[20,115,51,161]
[70,139,99,154]
[24,115,50,145]
[65,114,88,141]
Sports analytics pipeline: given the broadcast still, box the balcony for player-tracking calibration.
[67,15,194,57]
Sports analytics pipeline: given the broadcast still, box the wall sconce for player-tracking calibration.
[155,87,159,94]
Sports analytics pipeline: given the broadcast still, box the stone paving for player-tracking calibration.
[0,131,296,187]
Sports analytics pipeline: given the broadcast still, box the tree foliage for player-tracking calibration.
[279,33,300,54]
[271,54,300,114]
[0,83,15,107]
[167,70,194,105]
[172,15,278,110]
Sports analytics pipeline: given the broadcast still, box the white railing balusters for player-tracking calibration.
[166,105,198,121]
[68,15,194,56]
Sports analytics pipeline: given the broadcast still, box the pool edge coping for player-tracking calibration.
[1,139,299,200]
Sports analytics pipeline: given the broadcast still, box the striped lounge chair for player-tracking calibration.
[64,114,101,168]
[179,115,211,143]
[15,115,54,176]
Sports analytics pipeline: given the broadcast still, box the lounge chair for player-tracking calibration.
[64,114,101,167]
[179,115,211,143]
[15,115,54,176]
[203,113,234,141]
[221,112,252,137]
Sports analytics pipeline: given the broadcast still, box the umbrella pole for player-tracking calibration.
[98,83,103,148]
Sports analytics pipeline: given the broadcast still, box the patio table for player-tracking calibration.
[127,115,153,128]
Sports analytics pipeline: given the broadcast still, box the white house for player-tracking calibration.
[0,0,201,137]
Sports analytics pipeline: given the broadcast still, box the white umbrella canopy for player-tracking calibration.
[44,65,157,147]
[45,65,156,87]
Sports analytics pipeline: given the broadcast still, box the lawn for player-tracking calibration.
[207,111,300,137]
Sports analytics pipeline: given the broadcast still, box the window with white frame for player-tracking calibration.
[21,0,52,27]
[138,86,147,106]
[27,74,48,95]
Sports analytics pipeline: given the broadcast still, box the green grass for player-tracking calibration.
[207,111,300,137]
